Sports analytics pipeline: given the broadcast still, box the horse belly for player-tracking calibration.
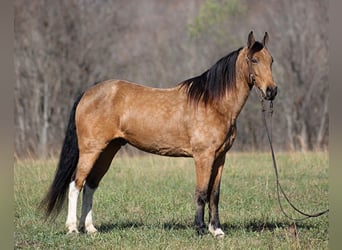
[113,81,192,156]
[121,119,192,157]
[134,142,192,157]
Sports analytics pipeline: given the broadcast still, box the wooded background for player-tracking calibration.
[14,0,328,158]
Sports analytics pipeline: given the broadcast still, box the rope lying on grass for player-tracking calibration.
[255,87,329,221]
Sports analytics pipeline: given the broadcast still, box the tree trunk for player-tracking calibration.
[316,96,328,149]
[40,81,49,159]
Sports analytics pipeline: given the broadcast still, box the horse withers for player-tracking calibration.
[41,31,277,238]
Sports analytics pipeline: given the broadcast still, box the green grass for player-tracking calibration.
[14,152,328,249]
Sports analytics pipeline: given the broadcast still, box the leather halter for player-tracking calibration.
[245,56,255,90]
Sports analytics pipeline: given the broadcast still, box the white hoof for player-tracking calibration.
[209,224,225,239]
[86,225,98,234]
[66,223,79,234]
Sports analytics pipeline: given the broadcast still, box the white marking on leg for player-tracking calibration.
[209,223,225,239]
[80,183,97,234]
[66,181,80,234]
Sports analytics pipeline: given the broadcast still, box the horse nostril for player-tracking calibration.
[266,86,277,100]
[273,86,278,97]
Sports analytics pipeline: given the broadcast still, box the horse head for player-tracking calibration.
[246,31,277,101]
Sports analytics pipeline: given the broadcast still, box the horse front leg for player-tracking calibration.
[208,155,226,239]
[193,153,215,236]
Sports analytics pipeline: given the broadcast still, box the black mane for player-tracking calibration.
[179,47,243,105]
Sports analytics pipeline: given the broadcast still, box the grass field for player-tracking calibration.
[14,152,328,249]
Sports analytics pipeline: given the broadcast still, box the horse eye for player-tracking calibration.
[251,58,258,64]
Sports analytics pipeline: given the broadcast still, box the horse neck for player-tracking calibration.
[219,48,251,120]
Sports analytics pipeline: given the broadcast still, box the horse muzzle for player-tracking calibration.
[265,86,277,101]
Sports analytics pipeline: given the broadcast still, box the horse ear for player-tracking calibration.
[263,32,269,47]
[247,31,255,49]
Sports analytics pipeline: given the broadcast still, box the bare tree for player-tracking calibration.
[14,0,328,158]
[14,0,123,157]
[261,0,329,150]
[14,0,204,158]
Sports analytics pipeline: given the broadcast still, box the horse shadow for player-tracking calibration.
[97,219,314,234]
[222,220,313,234]
[97,221,191,233]
[97,221,145,233]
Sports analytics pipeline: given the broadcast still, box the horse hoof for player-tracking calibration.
[66,222,79,234]
[196,226,208,236]
[67,228,79,234]
[209,224,225,239]
[86,225,98,234]
[215,231,225,239]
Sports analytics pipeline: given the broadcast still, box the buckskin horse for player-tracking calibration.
[41,31,277,238]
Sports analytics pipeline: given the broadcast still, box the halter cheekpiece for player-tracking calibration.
[245,56,256,90]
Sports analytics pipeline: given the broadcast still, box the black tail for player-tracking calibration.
[40,93,84,219]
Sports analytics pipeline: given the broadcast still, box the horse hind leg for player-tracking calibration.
[79,184,97,233]
[65,181,81,233]
[65,148,102,234]
[65,142,116,234]
[79,139,124,234]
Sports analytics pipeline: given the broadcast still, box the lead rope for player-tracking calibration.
[255,88,329,222]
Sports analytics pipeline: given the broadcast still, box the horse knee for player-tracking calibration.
[195,190,208,205]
